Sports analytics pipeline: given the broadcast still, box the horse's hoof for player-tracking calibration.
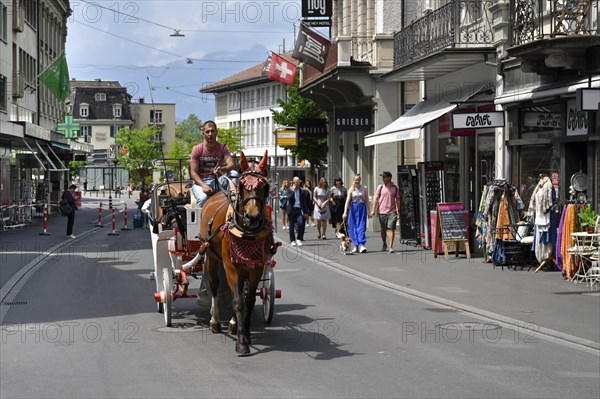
[228,322,237,334]
[210,322,221,334]
[236,342,251,356]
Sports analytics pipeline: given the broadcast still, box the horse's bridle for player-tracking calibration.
[226,170,270,237]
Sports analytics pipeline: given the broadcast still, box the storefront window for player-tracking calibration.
[439,137,460,202]
[519,103,562,139]
[515,143,560,209]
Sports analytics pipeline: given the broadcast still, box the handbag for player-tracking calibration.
[60,198,73,216]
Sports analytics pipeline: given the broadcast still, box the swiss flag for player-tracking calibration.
[267,53,297,86]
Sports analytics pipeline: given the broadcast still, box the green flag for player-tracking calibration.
[39,54,70,101]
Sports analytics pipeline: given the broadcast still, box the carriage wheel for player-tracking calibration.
[262,267,275,323]
[163,268,173,327]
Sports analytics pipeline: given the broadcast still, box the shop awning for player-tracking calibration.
[365,84,491,146]
[22,139,69,172]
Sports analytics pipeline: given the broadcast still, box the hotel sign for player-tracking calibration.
[334,106,372,132]
[451,112,504,129]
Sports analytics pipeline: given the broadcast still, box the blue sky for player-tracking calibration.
[66,0,301,121]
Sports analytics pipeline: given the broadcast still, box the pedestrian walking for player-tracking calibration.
[342,175,371,253]
[304,179,316,227]
[62,184,78,238]
[370,171,401,253]
[279,180,289,230]
[313,177,333,239]
[139,184,150,228]
[285,176,311,246]
[329,177,347,230]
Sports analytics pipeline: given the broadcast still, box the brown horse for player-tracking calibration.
[199,150,275,355]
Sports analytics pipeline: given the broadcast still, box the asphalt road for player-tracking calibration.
[1,202,599,398]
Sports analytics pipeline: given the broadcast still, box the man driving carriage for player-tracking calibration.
[190,120,238,210]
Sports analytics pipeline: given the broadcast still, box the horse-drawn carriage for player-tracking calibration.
[145,151,281,355]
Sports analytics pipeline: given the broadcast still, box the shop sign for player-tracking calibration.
[523,112,561,128]
[298,118,327,139]
[566,99,588,136]
[451,112,504,129]
[334,106,372,132]
[276,128,297,147]
[575,88,600,111]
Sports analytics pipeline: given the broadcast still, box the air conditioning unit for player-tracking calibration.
[12,72,24,98]
[13,0,25,32]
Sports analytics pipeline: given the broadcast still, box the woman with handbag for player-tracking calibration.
[62,184,78,238]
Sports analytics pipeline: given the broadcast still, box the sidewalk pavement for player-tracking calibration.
[272,215,600,350]
[2,204,598,351]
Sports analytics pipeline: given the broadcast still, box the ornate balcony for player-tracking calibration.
[392,0,495,79]
[508,0,600,73]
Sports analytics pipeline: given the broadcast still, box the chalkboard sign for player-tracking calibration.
[438,203,468,240]
[433,202,471,259]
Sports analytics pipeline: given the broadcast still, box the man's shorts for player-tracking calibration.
[378,212,398,230]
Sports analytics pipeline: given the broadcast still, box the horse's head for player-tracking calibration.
[236,150,270,232]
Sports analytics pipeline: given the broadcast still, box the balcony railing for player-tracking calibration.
[511,0,599,46]
[393,0,494,70]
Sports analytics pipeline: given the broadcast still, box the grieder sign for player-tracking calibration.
[452,111,504,129]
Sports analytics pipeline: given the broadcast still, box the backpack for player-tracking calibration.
[60,198,73,216]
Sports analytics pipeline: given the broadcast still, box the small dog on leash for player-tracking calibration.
[335,223,353,255]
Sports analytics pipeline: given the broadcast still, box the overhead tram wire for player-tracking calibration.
[70,20,264,64]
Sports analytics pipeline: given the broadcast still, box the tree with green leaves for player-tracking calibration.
[116,126,163,183]
[68,160,87,181]
[271,84,327,178]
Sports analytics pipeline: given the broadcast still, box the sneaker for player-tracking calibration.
[311,223,316,227]
[290,241,297,247]
[359,245,367,253]
[381,244,387,252]
[67,235,76,239]
[351,246,358,254]
[388,248,395,254]
[295,240,303,247]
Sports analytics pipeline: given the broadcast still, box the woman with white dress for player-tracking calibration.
[313,177,333,239]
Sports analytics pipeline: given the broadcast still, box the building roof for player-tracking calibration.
[202,52,298,93]
[70,81,133,121]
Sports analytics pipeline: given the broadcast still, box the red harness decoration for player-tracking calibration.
[221,224,276,270]
[239,173,267,192]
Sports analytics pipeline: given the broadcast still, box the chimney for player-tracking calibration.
[139,96,144,104]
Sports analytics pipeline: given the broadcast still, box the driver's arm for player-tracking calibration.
[221,155,235,174]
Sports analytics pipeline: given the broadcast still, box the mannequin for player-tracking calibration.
[528,174,557,264]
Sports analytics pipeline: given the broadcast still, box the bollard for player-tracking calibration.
[108,207,120,236]
[39,203,51,235]
[95,202,104,227]
[121,202,131,230]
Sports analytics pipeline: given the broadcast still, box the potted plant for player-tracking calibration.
[578,207,598,233]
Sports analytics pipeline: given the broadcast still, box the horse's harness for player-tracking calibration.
[197,170,278,266]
